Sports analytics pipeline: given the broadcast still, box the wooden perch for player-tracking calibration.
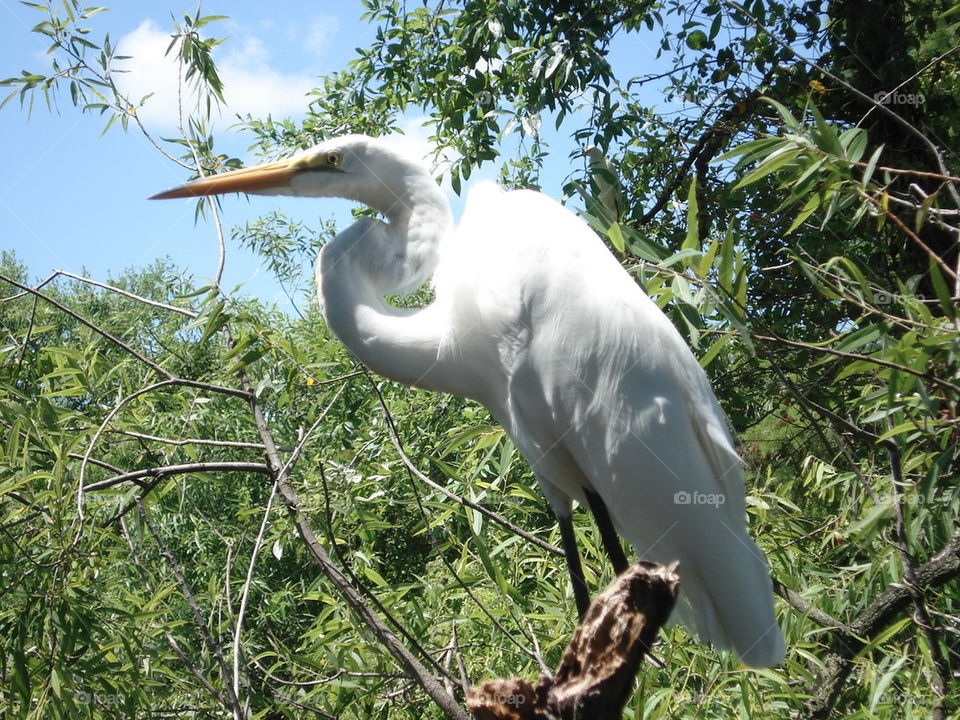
[467,561,679,720]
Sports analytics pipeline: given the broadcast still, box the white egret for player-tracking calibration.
[584,145,623,225]
[152,134,785,667]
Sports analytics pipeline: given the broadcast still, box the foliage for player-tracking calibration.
[2,1,959,719]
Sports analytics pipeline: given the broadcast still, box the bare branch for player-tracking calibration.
[772,579,852,635]
[235,362,470,720]
[105,428,266,450]
[856,188,958,283]
[52,269,199,318]
[82,461,272,492]
[747,331,960,395]
[232,383,347,703]
[886,430,951,720]
[77,379,251,507]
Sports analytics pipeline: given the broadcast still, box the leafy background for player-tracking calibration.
[1,1,958,718]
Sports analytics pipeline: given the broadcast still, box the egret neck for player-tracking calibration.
[316,162,460,393]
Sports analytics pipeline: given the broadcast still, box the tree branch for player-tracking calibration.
[640,71,774,225]
[0,272,170,377]
[467,562,678,720]
[51,268,198,318]
[237,366,470,720]
[805,530,960,718]
[137,501,245,719]
[82,461,271,492]
[886,433,951,720]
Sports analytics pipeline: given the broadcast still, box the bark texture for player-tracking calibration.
[467,561,679,720]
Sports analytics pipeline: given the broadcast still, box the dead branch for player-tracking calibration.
[467,561,679,720]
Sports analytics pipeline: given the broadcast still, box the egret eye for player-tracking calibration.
[325,151,342,167]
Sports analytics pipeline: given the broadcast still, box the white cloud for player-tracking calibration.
[392,117,459,175]
[115,19,315,127]
[304,15,340,55]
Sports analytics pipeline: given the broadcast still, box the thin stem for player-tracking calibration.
[104,428,265,450]
[52,268,198,317]
[232,477,278,705]
[745,331,960,395]
[856,188,958,283]
[82,461,271,492]
[851,162,960,184]
[363,370,558,668]
[118,516,232,708]
[235,360,469,720]
[231,385,345,702]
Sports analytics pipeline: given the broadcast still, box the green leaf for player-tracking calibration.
[715,136,783,164]
[682,174,699,251]
[734,148,801,188]
[718,223,735,292]
[840,127,867,162]
[685,29,710,49]
[544,50,564,79]
[927,256,957,319]
[198,300,228,343]
[762,96,801,131]
[869,656,910,713]
[832,323,884,353]
[811,103,844,156]
[698,333,730,368]
[913,191,937,233]
[606,221,625,254]
[786,191,822,233]
[697,236,719,279]
[861,144,884,186]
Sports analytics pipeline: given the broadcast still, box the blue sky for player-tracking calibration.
[1,1,670,309]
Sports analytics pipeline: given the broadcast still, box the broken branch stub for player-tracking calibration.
[467,561,679,720]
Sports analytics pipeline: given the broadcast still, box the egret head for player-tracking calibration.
[150,134,427,215]
[583,145,604,161]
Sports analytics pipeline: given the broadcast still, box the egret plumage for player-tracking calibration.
[152,134,785,667]
[584,145,623,225]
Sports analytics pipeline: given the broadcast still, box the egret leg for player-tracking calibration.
[556,512,591,619]
[584,488,630,574]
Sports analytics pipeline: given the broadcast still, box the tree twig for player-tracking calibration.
[82,461,271,492]
[52,268,198,318]
[0,272,171,376]
[232,384,346,703]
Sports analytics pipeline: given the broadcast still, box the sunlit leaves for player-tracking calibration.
[3,1,960,717]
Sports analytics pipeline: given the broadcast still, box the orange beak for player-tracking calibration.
[149,158,301,200]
